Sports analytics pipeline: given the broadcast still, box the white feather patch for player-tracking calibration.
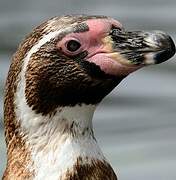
[14,25,106,179]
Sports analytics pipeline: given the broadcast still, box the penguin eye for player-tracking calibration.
[66,40,81,52]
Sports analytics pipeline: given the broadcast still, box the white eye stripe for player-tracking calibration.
[25,27,73,64]
[16,25,77,127]
[15,22,105,178]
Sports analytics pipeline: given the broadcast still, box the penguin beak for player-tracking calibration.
[108,27,175,66]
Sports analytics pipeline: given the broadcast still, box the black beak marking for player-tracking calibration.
[154,35,176,64]
[110,26,176,65]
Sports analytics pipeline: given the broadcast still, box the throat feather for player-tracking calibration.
[13,38,111,177]
[15,96,108,178]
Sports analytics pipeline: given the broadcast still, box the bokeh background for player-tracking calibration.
[0,0,176,179]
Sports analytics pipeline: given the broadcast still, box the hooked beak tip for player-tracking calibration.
[143,31,176,64]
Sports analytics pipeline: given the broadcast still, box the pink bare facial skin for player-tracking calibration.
[57,18,141,77]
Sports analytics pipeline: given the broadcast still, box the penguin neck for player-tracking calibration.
[17,103,98,151]
[14,95,109,178]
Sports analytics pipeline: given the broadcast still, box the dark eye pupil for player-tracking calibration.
[66,40,81,52]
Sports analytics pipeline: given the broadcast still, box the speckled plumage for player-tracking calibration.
[3,14,175,180]
[3,16,50,180]
[3,15,119,180]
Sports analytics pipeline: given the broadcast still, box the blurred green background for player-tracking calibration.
[0,0,176,179]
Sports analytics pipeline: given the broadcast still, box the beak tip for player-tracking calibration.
[154,35,176,64]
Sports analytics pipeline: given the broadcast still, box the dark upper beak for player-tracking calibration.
[110,27,176,65]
